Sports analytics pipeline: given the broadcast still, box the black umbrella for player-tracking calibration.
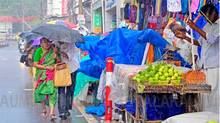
[24,33,41,43]
[31,24,82,43]
[19,31,31,39]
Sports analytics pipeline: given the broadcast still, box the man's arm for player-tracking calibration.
[185,19,207,40]
[174,30,201,46]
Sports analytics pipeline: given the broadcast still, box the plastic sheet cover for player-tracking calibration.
[110,64,146,104]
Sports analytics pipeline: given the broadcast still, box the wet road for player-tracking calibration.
[0,41,88,123]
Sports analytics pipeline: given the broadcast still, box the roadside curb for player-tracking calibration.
[74,101,99,123]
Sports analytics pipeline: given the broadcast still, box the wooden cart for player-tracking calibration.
[125,79,211,123]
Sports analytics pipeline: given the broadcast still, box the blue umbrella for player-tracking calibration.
[31,24,82,43]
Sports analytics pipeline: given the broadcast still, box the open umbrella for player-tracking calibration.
[18,31,41,44]
[19,31,31,39]
[31,24,82,43]
[24,33,41,43]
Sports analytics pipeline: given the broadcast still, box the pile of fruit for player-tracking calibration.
[133,62,182,85]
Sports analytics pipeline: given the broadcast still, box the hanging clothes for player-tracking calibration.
[161,0,167,17]
[152,0,157,15]
[198,0,205,10]
[181,0,189,14]
[155,0,162,16]
[191,0,200,13]
[167,0,182,12]
[136,0,140,24]
[129,5,138,23]
[144,0,152,28]
[138,0,145,30]
[124,3,130,20]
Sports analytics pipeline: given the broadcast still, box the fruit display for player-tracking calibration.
[133,62,182,85]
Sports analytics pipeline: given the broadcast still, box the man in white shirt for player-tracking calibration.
[163,3,219,122]
[172,1,219,117]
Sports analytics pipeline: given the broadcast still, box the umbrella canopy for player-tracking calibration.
[31,24,82,43]
[46,20,78,29]
[32,37,42,46]
[18,31,41,43]
[24,33,41,43]
[18,31,31,39]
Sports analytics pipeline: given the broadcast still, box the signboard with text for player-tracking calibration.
[93,11,102,33]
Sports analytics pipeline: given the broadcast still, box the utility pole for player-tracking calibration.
[78,0,85,26]
[67,0,73,22]
[79,0,83,14]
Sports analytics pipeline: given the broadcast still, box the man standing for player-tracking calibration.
[174,3,219,114]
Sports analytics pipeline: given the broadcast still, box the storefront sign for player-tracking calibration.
[93,11,102,33]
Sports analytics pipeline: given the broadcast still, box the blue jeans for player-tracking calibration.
[58,71,77,115]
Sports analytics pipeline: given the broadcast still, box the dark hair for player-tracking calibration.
[40,37,49,43]
[200,3,218,17]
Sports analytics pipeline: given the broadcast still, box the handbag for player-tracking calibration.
[54,63,72,87]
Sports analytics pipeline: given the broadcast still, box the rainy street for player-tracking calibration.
[0,41,88,123]
[0,0,219,123]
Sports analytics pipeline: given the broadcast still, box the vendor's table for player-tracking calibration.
[111,64,211,123]
[127,79,211,123]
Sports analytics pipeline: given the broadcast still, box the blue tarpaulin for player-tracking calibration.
[76,36,101,51]
[76,28,191,78]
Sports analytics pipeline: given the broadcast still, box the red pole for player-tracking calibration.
[105,57,113,121]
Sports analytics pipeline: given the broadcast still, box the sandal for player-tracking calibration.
[41,109,47,118]
[49,114,57,121]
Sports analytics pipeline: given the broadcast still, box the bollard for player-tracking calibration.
[105,57,113,121]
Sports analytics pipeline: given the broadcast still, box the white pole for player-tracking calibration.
[141,43,150,65]
[101,0,105,33]
[91,0,93,33]
[188,0,196,70]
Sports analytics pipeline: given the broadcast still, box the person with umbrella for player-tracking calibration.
[31,24,82,120]
[173,3,219,114]
[56,41,80,120]
[33,37,60,120]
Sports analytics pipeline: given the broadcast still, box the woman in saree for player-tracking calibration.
[33,37,59,120]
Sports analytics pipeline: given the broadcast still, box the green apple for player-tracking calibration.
[164,73,169,77]
[160,76,166,81]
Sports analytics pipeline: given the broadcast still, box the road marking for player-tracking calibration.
[24,88,33,91]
